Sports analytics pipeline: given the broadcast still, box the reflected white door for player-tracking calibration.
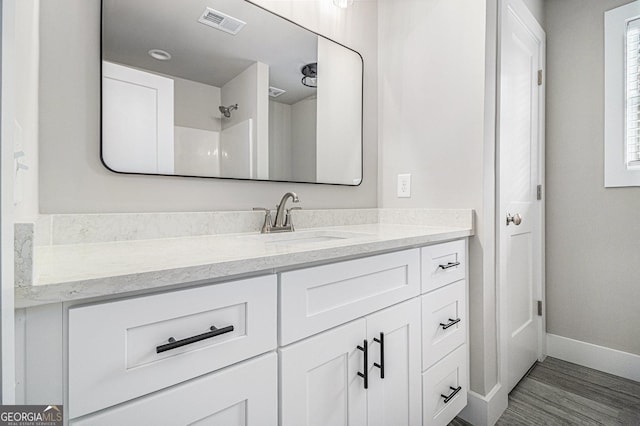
[498,0,545,392]
[102,61,174,174]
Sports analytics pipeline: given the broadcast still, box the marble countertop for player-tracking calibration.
[16,223,472,308]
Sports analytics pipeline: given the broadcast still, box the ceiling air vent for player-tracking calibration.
[198,7,246,35]
[269,86,286,98]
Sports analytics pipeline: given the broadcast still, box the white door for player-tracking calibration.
[366,299,421,426]
[102,61,174,174]
[498,0,545,392]
[280,320,368,426]
[1,0,16,403]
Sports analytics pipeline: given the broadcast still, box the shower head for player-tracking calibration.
[219,104,238,118]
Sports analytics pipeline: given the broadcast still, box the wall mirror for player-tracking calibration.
[101,0,363,185]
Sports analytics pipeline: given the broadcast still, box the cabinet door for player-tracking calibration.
[422,240,466,293]
[68,275,277,418]
[280,249,420,345]
[422,345,468,426]
[366,299,422,426]
[422,280,466,370]
[280,320,367,426]
[70,353,277,426]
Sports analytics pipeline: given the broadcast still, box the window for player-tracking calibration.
[604,1,640,187]
[626,18,640,168]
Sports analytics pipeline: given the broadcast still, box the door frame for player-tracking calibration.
[496,0,546,398]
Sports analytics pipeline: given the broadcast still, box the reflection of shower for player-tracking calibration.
[219,104,238,118]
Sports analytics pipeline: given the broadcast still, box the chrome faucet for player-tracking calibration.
[253,192,301,233]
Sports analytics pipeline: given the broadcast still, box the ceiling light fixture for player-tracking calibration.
[333,0,354,8]
[301,63,317,88]
[148,49,172,61]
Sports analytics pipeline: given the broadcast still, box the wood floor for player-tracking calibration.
[449,356,640,425]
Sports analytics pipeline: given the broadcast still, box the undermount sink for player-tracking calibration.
[240,230,369,246]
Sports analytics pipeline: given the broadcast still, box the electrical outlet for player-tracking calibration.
[397,174,411,198]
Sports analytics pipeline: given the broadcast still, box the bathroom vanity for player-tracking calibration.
[14,210,472,425]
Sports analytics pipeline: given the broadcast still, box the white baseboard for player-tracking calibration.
[458,383,507,426]
[546,334,640,382]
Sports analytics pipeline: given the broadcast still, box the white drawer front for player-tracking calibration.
[70,352,278,426]
[422,345,468,426]
[422,280,466,370]
[421,240,466,293]
[68,275,277,418]
[280,249,420,345]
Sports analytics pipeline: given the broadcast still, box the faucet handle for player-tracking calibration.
[253,207,273,233]
[284,207,302,230]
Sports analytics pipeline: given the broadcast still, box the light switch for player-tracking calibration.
[397,174,411,198]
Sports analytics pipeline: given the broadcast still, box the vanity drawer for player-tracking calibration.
[421,240,466,293]
[422,345,468,426]
[279,249,420,345]
[68,275,277,419]
[70,352,277,426]
[422,280,466,370]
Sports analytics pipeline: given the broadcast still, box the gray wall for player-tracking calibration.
[378,0,493,395]
[38,0,378,213]
[545,0,640,355]
[522,0,544,27]
[377,0,546,397]
[173,77,221,132]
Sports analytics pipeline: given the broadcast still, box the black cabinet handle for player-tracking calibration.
[357,339,368,389]
[438,261,460,270]
[373,332,385,379]
[156,325,234,354]
[440,318,461,330]
[441,386,462,403]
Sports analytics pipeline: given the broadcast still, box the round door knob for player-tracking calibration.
[506,213,522,226]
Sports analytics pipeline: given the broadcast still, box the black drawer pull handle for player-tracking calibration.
[440,318,461,330]
[156,325,234,354]
[357,339,368,389]
[438,261,460,270]
[441,386,462,403]
[373,332,385,379]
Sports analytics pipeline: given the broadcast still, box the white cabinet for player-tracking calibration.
[422,345,468,426]
[280,298,421,426]
[19,239,469,426]
[422,280,467,369]
[68,275,277,418]
[70,353,277,426]
[420,241,469,426]
[280,249,420,345]
[421,239,466,293]
[280,319,367,426]
[366,299,422,426]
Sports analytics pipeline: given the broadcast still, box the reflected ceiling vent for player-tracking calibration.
[198,7,246,35]
[269,86,286,98]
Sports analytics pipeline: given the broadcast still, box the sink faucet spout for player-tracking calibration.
[274,192,299,228]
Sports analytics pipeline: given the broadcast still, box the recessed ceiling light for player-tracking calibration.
[148,49,172,61]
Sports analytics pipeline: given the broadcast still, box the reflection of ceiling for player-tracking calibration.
[102,0,318,105]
